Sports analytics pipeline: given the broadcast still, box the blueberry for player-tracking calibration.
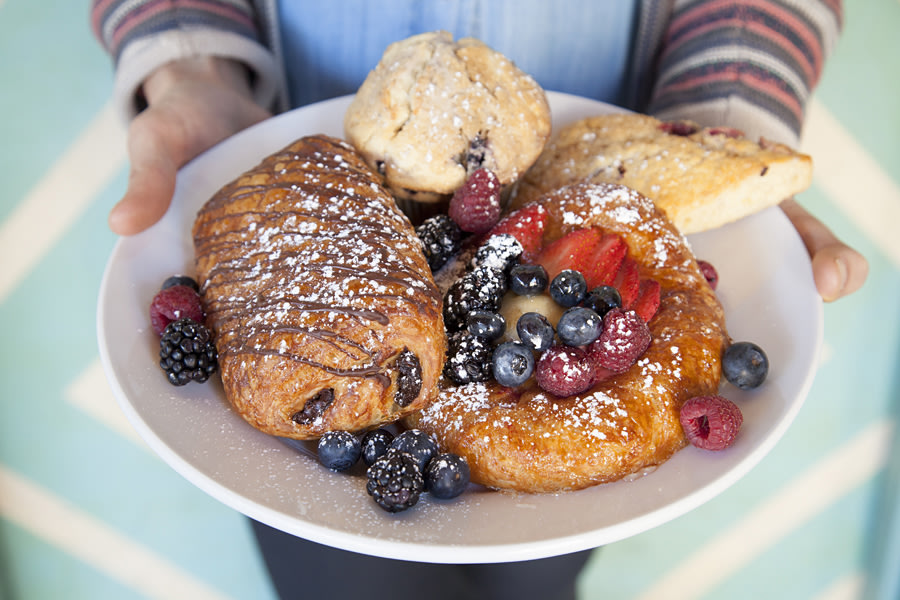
[390,429,438,472]
[425,453,471,499]
[492,341,535,387]
[508,264,549,296]
[516,312,555,352]
[582,285,622,318]
[360,428,394,466]
[556,307,603,347]
[161,275,199,292]
[549,270,587,307]
[722,341,769,389]
[317,431,361,471]
[467,310,506,341]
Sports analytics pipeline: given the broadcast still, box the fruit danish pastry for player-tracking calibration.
[192,134,446,439]
[510,113,813,234]
[408,182,729,493]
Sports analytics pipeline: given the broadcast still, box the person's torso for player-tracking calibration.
[277,0,638,108]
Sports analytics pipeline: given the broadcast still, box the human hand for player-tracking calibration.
[109,57,272,235]
[780,198,868,302]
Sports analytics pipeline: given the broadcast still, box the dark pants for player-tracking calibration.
[250,519,593,600]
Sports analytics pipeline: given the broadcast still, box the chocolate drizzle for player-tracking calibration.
[194,135,442,388]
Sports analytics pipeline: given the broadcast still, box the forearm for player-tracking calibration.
[647,0,843,145]
[90,0,284,119]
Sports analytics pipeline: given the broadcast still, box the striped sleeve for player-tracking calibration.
[91,0,261,64]
[646,0,843,145]
[90,0,284,119]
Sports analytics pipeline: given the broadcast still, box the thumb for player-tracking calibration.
[108,110,188,236]
[108,151,177,235]
[780,198,869,301]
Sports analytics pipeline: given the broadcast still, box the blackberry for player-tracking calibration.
[444,331,493,385]
[317,431,361,471]
[158,318,218,386]
[366,448,425,513]
[469,234,523,275]
[361,428,395,466]
[442,265,507,332]
[390,429,438,472]
[416,214,464,272]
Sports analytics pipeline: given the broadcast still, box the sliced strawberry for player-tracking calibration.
[631,279,661,322]
[613,257,640,307]
[534,228,602,281]
[487,203,548,262]
[583,233,627,289]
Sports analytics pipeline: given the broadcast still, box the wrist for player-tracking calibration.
[142,56,254,105]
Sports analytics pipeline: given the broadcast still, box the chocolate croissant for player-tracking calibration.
[192,134,446,439]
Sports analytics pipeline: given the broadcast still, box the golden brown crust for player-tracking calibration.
[344,31,551,204]
[193,135,446,439]
[409,183,728,492]
[510,113,813,234]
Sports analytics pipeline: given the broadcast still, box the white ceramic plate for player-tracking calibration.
[97,92,823,564]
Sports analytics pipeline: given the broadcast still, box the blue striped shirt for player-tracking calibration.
[277,0,638,107]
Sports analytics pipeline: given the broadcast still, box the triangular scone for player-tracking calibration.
[510,113,813,234]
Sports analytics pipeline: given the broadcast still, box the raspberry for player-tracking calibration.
[680,395,743,450]
[366,448,425,513]
[448,168,502,234]
[707,126,744,138]
[588,308,651,373]
[697,260,719,290]
[416,214,464,271]
[150,284,204,335]
[658,120,699,136]
[487,203,547,262]
[534,344,594,398]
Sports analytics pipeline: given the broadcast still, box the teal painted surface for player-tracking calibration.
[0,1,896,599]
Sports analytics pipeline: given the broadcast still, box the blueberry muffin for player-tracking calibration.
[344,31,551,216]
